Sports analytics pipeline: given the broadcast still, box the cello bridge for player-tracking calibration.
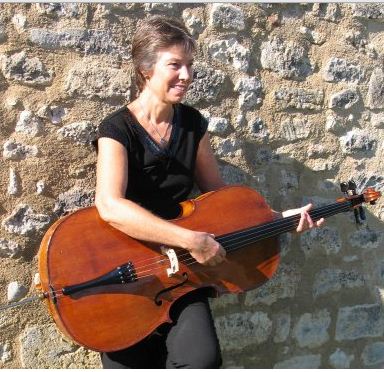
[160,246,179,277]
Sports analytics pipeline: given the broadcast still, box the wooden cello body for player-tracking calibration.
[38,185,280,352]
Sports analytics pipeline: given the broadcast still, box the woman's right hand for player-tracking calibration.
[185,231,226,266]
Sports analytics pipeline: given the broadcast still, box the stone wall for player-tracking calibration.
[0,2,383,368]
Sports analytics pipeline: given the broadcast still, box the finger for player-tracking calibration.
[296,211,306,232]
[305,211,314,229]
[302,203,313,213]
[316,218,325,227]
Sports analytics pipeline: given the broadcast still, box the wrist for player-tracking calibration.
[177,228,195,251]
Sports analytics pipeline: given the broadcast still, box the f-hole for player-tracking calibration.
[154,272,188,306]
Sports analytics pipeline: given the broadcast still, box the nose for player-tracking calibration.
[179,64,192,83]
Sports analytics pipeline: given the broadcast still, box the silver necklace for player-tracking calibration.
[138,100,173,147]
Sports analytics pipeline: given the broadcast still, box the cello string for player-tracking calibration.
[135,203,351,276]
[130,201,350,274]
[45,202,352,299]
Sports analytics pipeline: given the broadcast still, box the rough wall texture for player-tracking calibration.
[0,2,384,369]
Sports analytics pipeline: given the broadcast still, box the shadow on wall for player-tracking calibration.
[210,151,384,369]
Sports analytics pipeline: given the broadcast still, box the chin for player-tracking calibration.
[168,95,185,104]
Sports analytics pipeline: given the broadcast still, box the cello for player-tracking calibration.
[36,184,381,352]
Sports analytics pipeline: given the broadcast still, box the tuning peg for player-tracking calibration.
[340,182,349,194]
[348,180,357,194]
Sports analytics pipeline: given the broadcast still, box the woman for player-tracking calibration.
[95,15,323,369]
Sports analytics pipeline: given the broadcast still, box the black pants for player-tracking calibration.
[101,289,222,369]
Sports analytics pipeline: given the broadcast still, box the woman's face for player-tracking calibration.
[143,44,194,104]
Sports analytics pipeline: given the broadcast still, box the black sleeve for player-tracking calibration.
[96,119,131,150]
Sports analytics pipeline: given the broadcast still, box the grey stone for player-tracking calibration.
[0,239,21,258]
[2,204,50,235]
[280,116,311,141]
[274,354,321,369]
[324,3,340,21]
[36,180,45,195]
[15,110,44,137]
[362,342,384,366]
[234,76,263,109]
[260,37,313,80]
[301,227,342,256]
[53,187,95,217]
[143,3,178,12]
[185,63,225,105]
[0,343,12,363]
[57,121,97,144]
[325,114,347,134]
[215,311,272,350]
[329,349,354,368]
[323,57,363,83]
[339,129,376,154]
[345,30,368,52]
[312,3,340,22]
[182,9,204,37]
[28,29,129,57]
[371,113,384,128]
[1,51,53,86]
[215,138,243,158]
[275,88,324,111]
[355,173,384,193]
[336,304,384,341]
[245,264,300,306]
[299,26,325,45]
[313,268,365,298]
[209,3,245,31]
[33,3,62,14]
[34,3,85,18]
[349,227,383,250]
[8,168,20,195]
[307,144,330,159]
[273,312,291,343]
[208,38,250,72]
[293,309,331,348]
[352,4,384,20]
[201,112,230,135]
[367,68,384,109]
[19,324,82,368]
[64,62,131,100]
[7,281,27,302]
[248,118,269,142]
[37,105,67,124]
[3,140,38,160]
[329,88,359,110]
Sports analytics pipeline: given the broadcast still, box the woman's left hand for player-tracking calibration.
[281,203,325,233]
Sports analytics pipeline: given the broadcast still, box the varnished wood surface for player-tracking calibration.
[38,185,280,352]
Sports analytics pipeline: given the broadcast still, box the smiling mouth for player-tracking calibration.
[172,85,188,92]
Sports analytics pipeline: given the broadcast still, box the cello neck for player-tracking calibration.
[216,200,353,252]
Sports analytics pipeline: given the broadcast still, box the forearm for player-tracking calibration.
[95,196,193,249]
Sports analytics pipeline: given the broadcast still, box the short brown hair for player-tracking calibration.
[132,16,196,92]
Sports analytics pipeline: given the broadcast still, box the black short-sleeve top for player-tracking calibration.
[96,103,208,219]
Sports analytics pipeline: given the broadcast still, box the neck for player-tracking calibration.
[138,90,173,124]
[215,200,353,253]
